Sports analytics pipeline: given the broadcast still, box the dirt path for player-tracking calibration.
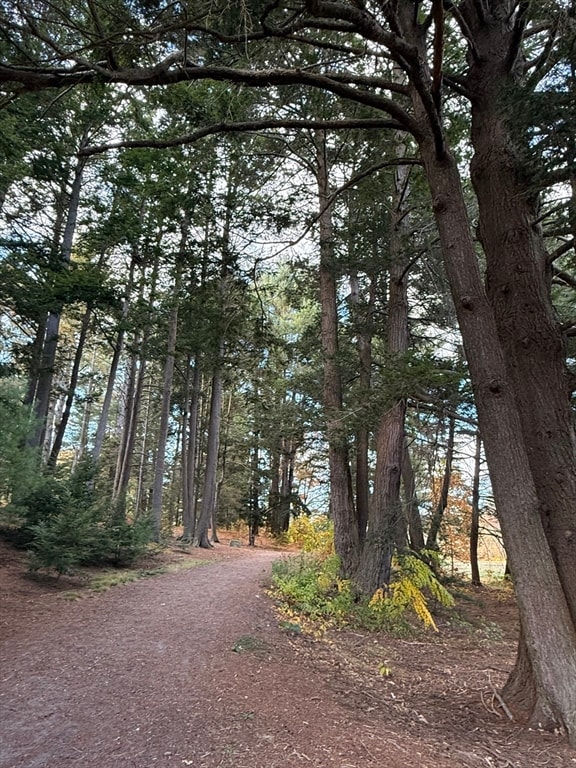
[1,546,574,768]
[0,548,415,768]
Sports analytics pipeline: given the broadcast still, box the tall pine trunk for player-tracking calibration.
[194,362,223,548]
[47,303,93,468]
[151,263,182,540]
[417,114,576,743]
[315,130,360,578]
[426,416,456,550]
[355,153,411,593]
[31,152,87,452]
[92,257,136,464]
[463,3,576,725]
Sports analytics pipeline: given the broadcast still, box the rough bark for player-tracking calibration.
[463,2,576,724]
[418,125,576,743]
[315,130,360,577]
[355,149,411,594]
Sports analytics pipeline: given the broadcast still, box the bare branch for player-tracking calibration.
[80,117,409,157]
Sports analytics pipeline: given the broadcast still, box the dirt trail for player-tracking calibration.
[1,547,574,768]
[0,549,419,768]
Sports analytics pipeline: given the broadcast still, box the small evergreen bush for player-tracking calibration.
[18,460,152,574]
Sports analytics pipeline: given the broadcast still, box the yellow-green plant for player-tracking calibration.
[272,550,454,636]
[369,554,454,631]
[287,515,334,555]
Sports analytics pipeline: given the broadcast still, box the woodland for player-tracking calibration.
[0,0,576,749]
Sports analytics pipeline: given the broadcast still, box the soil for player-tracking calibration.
[1,535,575,768]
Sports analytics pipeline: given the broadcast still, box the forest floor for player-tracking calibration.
[1,533,575,768]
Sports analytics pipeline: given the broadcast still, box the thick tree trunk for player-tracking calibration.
[418,128,576,742]
[355,154,411,594]
[463,4,576,725]
[315,130,360,577]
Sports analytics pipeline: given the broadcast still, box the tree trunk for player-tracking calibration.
[355,153,411,594]
[469,432,482,588]
[182,358,201,541]
[348,270,374,543]
[268,441,282,535]
[402,443,425,552]
[463,3,576,726]
[426,415,456,550]
[113,348,147,513]
[193,364,222,548]
[315,130,361,578]
[47,303,93,468]
[279,437,296,532]
[92,258,136,464]
[417,119,576,742]
[151,268,181,541]
[248,436,260,547]
[30,153,87,452]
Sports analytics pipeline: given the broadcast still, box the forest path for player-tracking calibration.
[0,547,425,768]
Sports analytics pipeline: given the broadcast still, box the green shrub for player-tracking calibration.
[272,553,353,621]
[17,460,152,574]
[271,551,454,636]
[28,506,102,574]
[98,515,152,566]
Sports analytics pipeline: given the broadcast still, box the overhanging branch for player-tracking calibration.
[80,117,410,156]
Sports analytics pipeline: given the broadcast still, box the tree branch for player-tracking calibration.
[80,117,411,156]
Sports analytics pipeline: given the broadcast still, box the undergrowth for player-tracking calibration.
[271,515,454,637]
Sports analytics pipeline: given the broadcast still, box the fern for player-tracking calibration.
[386,554,454,631]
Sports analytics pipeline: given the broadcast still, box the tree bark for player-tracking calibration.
[47,303,93,468]
[92,257,136,464]
[348,269,374,543]
[463,2,576,725]
[355,149,411,594]
[182,359,201,541]
[30,152,87,452]
[151,256,182,540]
[193,363,222,548]
[417,121,576,743]
[315,130,361,578]
[402,443,425,553]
